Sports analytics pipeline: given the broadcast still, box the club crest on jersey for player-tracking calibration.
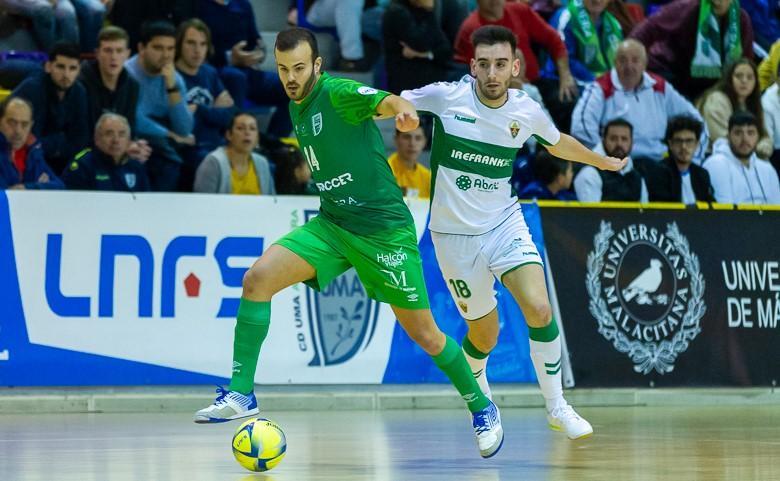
[124,173,136,189]
[312,112,323,136]
[509,120,520,138]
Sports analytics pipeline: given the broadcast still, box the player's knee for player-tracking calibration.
[411,328,444,355]
[242,265,271,295]
[526,302,552,327]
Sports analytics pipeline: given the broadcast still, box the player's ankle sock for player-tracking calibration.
[528,318,566,412]
[228,299,271,395]
[432,335,490,413]
[462,334,491,400]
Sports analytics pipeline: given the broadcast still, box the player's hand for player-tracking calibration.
[599,156,628,171]
[161,63,177,90]
[395,111,419,132]
[128,139,152,163]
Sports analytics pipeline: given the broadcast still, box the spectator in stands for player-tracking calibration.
[630,0,754,100]
[194,112,275,195]
[0,0,78,49]
[704,111,780,204]
[545,0,624,83]
[647,115,715,203]
[574,118,649,201]
[125,21,194,192]
[696,58,772,158]
[388,126,431,199]
[175,18,237,190]
[518,151,576,201]
[0,97,64,190]
[80,26,153,164]
[761,66,780,173]
[454,0,578,129]
[273,144,316,195]
[61,113,150,192]
[758,40,780,92]
[199,0,292,139]
[383,0,453,94]
[571,39,707,164]
[80,26,138,131]
[304,0,368,71]
[109,0,197,49]
[12,42,89,175]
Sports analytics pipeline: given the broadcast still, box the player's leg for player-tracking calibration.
[391,306,503,458]
[502,264,592,439]
[345,223,502,457]
[431,231,499,400]
[462,308,499,401]
[195,219,350,423]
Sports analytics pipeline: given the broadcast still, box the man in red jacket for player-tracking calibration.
[454,0,577,103]
[0,97,64,190]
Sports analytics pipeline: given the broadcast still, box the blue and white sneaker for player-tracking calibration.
[193,386,259,424]
[472,400,504,458]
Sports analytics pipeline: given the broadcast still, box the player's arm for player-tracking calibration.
[375,94,420,132]
[545,133,627,171]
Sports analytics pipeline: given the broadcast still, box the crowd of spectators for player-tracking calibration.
[1,0,779,206]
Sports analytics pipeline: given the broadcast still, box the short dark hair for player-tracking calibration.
[665,115,703,143]
[603,118,633,137]
[471,25,517,55]
[533,151,571,185]
[176,18,214,60]
[47,42,81,62]
[97,25,129,49]
[275,27,319,61]
[0,96,33,119]
[226,111,257,132]
[139,20,176,45]
[728,111,760,131]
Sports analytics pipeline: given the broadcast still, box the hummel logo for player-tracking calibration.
[455,114,476,124]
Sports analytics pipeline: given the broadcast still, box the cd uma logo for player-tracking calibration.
[586,221,706,374]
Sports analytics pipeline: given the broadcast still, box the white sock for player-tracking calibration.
[462,347,492,401]
[529,336,565,412]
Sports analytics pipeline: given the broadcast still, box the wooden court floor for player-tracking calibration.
[1,406,778,481]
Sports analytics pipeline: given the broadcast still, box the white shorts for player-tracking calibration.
[431,209,543,320]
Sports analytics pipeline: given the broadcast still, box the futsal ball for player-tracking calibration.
[231,417,287,472]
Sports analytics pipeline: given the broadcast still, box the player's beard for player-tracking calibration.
[476,76,510,101]
[289,70,318,101]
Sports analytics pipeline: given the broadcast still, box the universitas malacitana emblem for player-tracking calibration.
[585,221,706,374]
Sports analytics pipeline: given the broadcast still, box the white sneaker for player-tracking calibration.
[547,404,593,439]
[472,401,504,458]
[193,386,259,424]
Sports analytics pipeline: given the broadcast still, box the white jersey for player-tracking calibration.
[402,77,560,235]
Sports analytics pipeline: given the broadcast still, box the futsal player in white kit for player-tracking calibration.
[402,25,627,439]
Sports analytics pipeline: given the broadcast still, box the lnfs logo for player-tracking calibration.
[303,210,379,366]
[44,234,263,318]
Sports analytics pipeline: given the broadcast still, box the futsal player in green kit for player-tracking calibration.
[194,27,504,458]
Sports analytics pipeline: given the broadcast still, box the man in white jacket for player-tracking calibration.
[571,39,707,163]
[704,112,780,205]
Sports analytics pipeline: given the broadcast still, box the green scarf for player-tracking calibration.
[691,0,742,78]
[566,0,623,77]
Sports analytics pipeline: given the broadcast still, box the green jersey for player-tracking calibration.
[289,72,412,235]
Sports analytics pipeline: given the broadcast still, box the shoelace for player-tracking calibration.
[474,407,495,435]
[214,386,230,407]
[552,405,579,422]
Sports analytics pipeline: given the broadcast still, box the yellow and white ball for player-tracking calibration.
[231,418,287,472]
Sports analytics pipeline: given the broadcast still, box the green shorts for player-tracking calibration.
[274,216,430,309]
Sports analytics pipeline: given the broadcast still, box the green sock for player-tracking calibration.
[432,335,491,413]
[228,298,271,394]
